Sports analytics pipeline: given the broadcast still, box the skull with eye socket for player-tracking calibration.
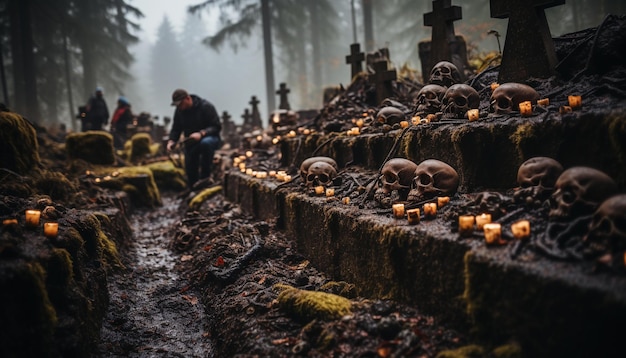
[376,106,405,126]
[428,61,462,88]
[442,84,480,118]
[490,83,540,115]
[583,194,626,267]
[471,191,513,219]
[407,159,459,203]
[513,157,564,206]
[299,156,338,187]
[414,84,446,115]
[374,158,418,208]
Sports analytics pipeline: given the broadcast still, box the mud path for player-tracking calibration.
[97,195,214,357]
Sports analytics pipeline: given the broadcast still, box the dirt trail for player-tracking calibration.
[97,195,214,357]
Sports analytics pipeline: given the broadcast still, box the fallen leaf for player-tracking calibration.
[214,256,225,267]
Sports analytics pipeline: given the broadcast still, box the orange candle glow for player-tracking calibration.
[325,188,335,197]
[475,213,492,230]
[423,203,437,219]
[44,222,59,238]
[3,218,18,227]
[437,196,450,208]
[568,95,582,109]
[314,186,325,195]
[519,101,533,116]
[407,208,420,225]
[511,220,531,240]
[25,210,41,227]
[458,215,475,237]
[483,223,502,245]
[392,203,405,219]
[466,109,479,121]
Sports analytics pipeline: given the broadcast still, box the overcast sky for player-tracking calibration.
[131,0,204,44]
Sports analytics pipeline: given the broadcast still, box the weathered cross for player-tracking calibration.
[241,108,253,127]
[424,0,462,67]
[345,43,365,79]
[221,111,233,134]
[371,60,397,105]
[276,83,291,110]
[248,96,263,129]
[491,0,565,83]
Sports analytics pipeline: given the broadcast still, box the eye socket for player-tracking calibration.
[307,174,316,182]
[318,174,330,183]
[454,97,468,106]
[561,190,576,204]
[419,174,432,186]
[498,98,511,109]
[384,173,397,183]
[426,93,437,100]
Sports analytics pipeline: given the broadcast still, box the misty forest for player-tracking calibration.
[0,0,619,132]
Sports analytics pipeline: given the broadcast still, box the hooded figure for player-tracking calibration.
[84,87,110,131]
[111,96,133,149]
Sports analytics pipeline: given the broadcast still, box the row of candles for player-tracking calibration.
[2,209,59,238]
[391,196,450,225]
[459,213,530,244]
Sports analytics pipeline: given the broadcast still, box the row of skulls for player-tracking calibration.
[413,61,540,118]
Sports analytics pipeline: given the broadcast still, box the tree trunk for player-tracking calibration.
[63,32,77,131]
[8,0,25,113]
[362,0,374,52]
[309,1,322,97]
[261,0,275,120]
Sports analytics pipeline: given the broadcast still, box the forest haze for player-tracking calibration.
[0,0,621,131]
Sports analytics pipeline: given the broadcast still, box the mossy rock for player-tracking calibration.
[274,283,351,322]
[34,170,78,202]
[94,166,162,208]
[65,131,115,165]
[0,109,41,175]
[145,160,187,191]
[127,133,160,164]
[189,185,223,211]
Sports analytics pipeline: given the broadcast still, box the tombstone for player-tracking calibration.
[276,83,291,111]
[241,108,253,134]
[491,0,565,83]
[221,111,233,136]
[418,0,469,82]
[370,60,397,105]
[366,48,391,72]
[345,43,365,79]
[249,96,263,129]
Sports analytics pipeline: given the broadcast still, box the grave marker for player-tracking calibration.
[345,43,365,79]
[249,96,263,129]
[371,60,397,105]
[276,83,291,110]
[491,0,565,83]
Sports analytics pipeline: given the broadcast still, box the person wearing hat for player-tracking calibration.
[84,86,110,131]
[110,96,133,149]
[166,88,222,187]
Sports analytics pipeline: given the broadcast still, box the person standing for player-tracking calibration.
[110,96,133,149]
[166,89,222,187]
[85,87,110,131]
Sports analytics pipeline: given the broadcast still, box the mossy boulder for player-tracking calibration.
[274,283,352,322]
[189,185,223,211]
[0,109,41,174]
[145,160,187,191]
[95,166,162,207]
[65,131,115,165]
[126,132,160,164]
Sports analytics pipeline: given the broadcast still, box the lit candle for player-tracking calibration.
[568,95,582,109]
[466,109,479,121]
[3,218,18,227]
[239,163,246,170]
[423,203,437,219]
[411,116,421,125]
[314,186,325,195]
[325,188,335,197]
[25,210,41,227]
[519,101,532,116]
[269,170,277,177]
[256,171,267,179]
[287,130,297,138]
[437,196,450,208]
[283,175,292,182]
[511,220,531,240]
[490,82,500,91]
[303,129,311,135]
[272,137,280,145]
[392,203,405,219]
[483,223,502,245]
[239,155,247,161]
[246,150,253,158]
[475,213,492,230]
[407,208,420,225]
[537,98,550,107]
[356,118,364,128]
[400,120,409,128]
[44,222,59,238]
[458,215,475,237]
[246,168,253,176]
[233,157,241,166]
[342,197,350,205]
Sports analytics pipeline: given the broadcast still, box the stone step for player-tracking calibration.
[225,170,626,357]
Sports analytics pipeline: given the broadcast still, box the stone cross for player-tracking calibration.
[371,60,397,105]
[423,0,462,68]
[241,108,252,127]
[221,111,233,135]
[276,83,291,110]
[345,43,365,79]
[249,96,263,129]
[491,0,565,83]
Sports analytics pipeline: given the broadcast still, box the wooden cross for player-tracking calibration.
[345,43,365,79]
[276,83,291,110]
[248,96,263,129]
[423,0,462,66]
[491,0,565,83]
[371,60,397,105]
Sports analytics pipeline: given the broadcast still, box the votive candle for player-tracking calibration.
[392,203,405,219]
[407,208,420,225]
[511,220,531,240]
[458,215,475,237]
[25,210,41,227]
[483,223,502,245]
[44,222,59,238]
[423,203,437,219]
[475,213,492,230]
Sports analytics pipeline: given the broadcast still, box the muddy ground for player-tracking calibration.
[95,187,505,357]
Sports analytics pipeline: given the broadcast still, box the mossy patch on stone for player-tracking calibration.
[95,166,162,207]
[274,283,351,321]
[145,160,187,191]
[436,344,485,358]
[124,132,160,164]
[65,131,115,165]
[0,109,41,175]
[189,185,223,211]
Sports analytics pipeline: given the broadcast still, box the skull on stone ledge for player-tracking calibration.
[583,194,626,264]
[407,159,459,202]
[415,84,446,115]
[490,82,540,115]
[376,106,405,126]
[428,61,462,88]
[442,84,480,118]
[514,157,564,205]
[374,158,418,207]
[299,156,338,186]
[549,167,618,221]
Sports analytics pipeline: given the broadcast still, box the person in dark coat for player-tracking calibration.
[110,96,133,149]
[166,88,222,187]
[85,87,110,131]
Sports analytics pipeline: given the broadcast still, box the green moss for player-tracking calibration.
[492,343,522,358]
[34,170,78,202]
[274,283,351,321]
[65,131,115,165]
[0,109,41,174]
[129,132,153,163]
[96,166,162,207]
[436,344,486,358]
[509,122,535,162]
[189,185,223,211]
[73,213,123,270]
[145,160,187,191]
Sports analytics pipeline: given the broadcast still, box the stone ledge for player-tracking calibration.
[225,170,626,355]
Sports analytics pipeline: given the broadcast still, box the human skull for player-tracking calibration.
[376,106,405,126]
[408,159,459,202]
[584,194,626,262]
[305,161,337,187]
[442,84,480,118]
[379,158,418,194]
[490,83,540,114]
[415,84,446,114]
[299,156,338,179]
[429,61,461,88]
[472,191,512,219]
[514,157,564,204]
[549,167,618,221]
